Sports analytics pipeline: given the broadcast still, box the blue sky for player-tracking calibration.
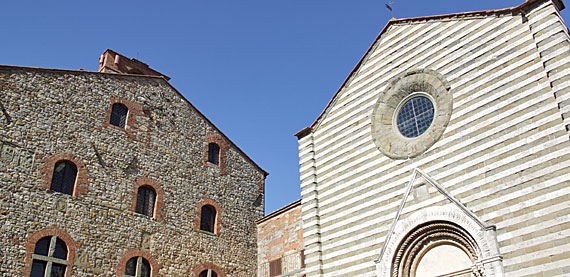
[2,0,568,214]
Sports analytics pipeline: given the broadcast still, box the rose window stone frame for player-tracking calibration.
[371,69,452,159]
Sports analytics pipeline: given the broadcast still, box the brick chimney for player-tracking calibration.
[98,49,170,80]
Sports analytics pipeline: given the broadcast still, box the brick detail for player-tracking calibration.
[98,49,170,80]
[116,249,161,277]
[258,179,265,193]
[102,96,143,141]
[191,262,227,277]
[205,134,230,175]
[41,153,89,196]
[130,177,165,220]
[195,198,223,235]
[22,227,78,276]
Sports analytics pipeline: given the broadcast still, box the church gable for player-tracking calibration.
[297,0,570,276]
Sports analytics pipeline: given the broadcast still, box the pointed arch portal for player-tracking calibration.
[375,168,505,277]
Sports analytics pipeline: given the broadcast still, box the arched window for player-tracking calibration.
[199,269,218,277]
[50,160,77,195]
[110,103,128,128]
[30,236,69,277]
[135,186,156,217]
[200,205,216,233]
[124,256,151,277]
[208,143,220,165]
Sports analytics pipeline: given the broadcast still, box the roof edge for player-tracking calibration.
[0,64,268,177]
[294,0,564,139]
[256,199,302,224]
[294,127,312,138]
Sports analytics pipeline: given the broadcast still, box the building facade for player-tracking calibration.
[257,200,305,277]
[295,0,570,276]
[0,50,266,276]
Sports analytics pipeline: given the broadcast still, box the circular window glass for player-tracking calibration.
[396,95,435,138]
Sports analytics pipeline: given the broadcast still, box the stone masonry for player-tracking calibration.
[0,52,267,276]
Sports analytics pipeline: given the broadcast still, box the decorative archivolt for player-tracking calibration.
[375,168,505,277]
[392,221,480,277]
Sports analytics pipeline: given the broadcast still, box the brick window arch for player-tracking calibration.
[124,256,151,277]
[117,249,161,277]
[42,153,88,196]
[199,269,217,277]
[103,96,143,140]
[130,177,164,219]
[23,227,77,277]
[204,134,230,175]
[195,198,222,235]
[192,263,226,277]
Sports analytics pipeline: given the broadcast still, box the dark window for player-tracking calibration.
[269,258,282,277]
[208,143,220,165]
[135,186,156,217]
[200,205,216,233]
[50,160,77,195]
[300,249,305,268]
[110,103,128,128]
[396,95,435,138]
[124,256,151,277]
[199,270,218,277]
[30,236,68,277]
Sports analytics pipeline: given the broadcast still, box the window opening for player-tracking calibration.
[30,236,69,277]
[300,249,305,268]
[269,258,282,277]
[110,103,128,128]
[123,256,151,277]
[200,205,216,233]
[396,95,434,138]
[198,269,218,277]
[50,161,77,195]
[135,186,156,217]
[208,143,220,165]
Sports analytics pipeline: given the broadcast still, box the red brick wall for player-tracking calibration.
[257,200,303,276]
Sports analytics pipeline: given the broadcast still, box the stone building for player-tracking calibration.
[0,49,267,276]
[257,199,305,277]
[295,0,570,276]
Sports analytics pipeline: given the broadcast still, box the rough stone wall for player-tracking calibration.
[257,200,304,277]
[297,0,570,276]
[0,66,265,276]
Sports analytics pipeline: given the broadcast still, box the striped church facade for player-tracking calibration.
[296,0,570,276]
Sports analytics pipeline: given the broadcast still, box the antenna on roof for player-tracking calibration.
[386,1,395,18]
